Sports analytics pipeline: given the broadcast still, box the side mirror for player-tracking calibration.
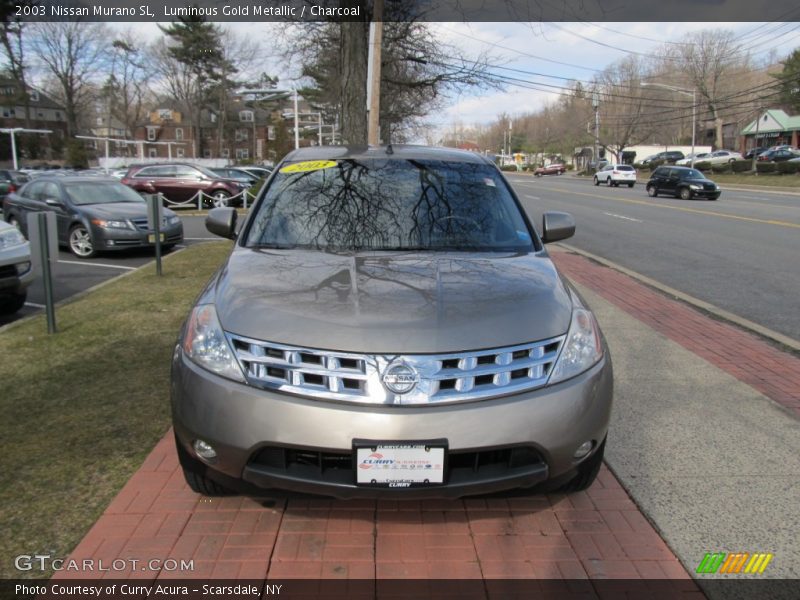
[206,207,238,239]
[45,198,64,208]
[541,211,575,244]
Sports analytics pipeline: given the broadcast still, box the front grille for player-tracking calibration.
[130,217,170,231]
[0,264,17,279]
[249,445,544,485]
[227,334,564,405]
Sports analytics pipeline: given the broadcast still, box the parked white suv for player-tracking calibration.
[593,164,637,187]
[0,220,33,314]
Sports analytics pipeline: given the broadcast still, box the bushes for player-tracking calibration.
[711,162,731,174]
[776,161,799,174]
[756,161,777,174]
[693,161,712,171]
[731,159,754,173]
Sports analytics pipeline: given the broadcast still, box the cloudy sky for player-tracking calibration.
[112,20,800,137]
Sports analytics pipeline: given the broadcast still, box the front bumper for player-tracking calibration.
[171,348,613,499]
[92,223,183,250]
[0,242,33,296]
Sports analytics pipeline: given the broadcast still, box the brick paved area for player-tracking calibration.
[56,433,697,585]
[551,252,800,418]
[54,248,800,589]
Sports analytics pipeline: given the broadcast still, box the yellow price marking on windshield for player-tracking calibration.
[280,160,338,173]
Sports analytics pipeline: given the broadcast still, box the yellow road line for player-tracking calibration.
[536,186,800,229]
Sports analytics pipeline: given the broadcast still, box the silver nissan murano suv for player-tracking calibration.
[171,145,613,498]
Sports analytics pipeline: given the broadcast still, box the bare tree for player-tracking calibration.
[0,0,30,127]
[31,21,108,137]
[102,32,149,147]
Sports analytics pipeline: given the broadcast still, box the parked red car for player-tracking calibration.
[533,164,566,176]
[121,163,247,208]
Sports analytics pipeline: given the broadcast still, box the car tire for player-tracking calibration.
[68,224,97,258]
[628,183,634,188]
[0,291,26,315]
[535,172,542,178]
[606,178,612,186]
[559,438,605,493]
[679,187,692,200]
[182,467,235,497]
[593,177,599,186]
[211,191,231,208]
[646,185,657,197]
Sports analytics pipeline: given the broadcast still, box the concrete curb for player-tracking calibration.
[555,243,800,353]
[0,245,195,335]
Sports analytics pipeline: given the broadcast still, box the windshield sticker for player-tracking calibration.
[280,160,338,174]
[484,178,496,187]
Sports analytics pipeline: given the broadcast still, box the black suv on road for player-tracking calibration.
[646,166,721,200]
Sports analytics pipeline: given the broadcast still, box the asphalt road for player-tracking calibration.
[508,174,800,343]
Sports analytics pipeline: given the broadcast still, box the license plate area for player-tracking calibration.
[147,233,166,243]
[353,439,447,487]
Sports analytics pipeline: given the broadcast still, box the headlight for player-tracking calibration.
[166,215,180,226]
[0,227,27,249]
[182,304,245,382]
[91,218,130,229]
[689,184,702,190]
[548,308,603,384]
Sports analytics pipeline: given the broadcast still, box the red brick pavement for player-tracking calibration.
[551,252,800,418]
[56,433,699,588]
[53,248,800,591]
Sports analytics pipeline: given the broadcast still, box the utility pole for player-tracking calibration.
[366,0,383,145]
[592,92,600,169]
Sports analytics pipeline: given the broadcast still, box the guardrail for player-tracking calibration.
[154,188,258,210]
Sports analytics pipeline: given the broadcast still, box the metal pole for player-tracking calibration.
[105,140,110,173]
[10,130,18,170]
[168,143,172,161]
[318,113,323,146]
[293,89,299,150]
[753,108,761,174]
[39,213,56,333]
[690,90,696,168]
[153,200,162,276]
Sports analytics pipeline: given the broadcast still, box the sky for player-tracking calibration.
[109,20,800,140]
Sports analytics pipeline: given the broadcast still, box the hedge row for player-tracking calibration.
[632,159,800,175]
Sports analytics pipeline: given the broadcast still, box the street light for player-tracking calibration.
[283,111,324,146]
[641,82,696,167]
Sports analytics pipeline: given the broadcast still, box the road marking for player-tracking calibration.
[24,301,45,308]
[603,212,642,222]
[537,186,800,229]
[183,237,218,240]
[524,194,541,200]
[57,260,137,270]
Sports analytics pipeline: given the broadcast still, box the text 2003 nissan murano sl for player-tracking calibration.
[171,145,613,498]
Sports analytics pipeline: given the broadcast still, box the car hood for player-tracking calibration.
[211,248,574,354]
[79,203,176,219]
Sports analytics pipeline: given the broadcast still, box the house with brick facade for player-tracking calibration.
[0,77,68,162]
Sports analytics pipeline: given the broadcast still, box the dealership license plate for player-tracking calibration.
[355,443,445,486]
[147,233,166,243]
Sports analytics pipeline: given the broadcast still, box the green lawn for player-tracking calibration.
[704,173,800,188]
[0,241,232,579]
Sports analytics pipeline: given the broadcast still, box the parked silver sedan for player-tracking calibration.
[172,145,613,499]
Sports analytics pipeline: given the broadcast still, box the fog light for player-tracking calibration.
[193,439,217,460]
[15,261,31,275]
[574,441,593,459]
[106,240,115,246]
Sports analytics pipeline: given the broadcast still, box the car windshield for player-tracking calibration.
[64,182,145,205]
[245,158,534,252]
[682,169,704,179]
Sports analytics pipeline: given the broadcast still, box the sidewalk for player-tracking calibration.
[53,249,799,593]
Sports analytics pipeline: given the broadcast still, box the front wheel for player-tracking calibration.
[647,185,657,197]
[679,187,692,200]
[183,468,235,497]
[69,224,97,258]
[593,177,599,186]
[628,183,634,188]
[210,191,230,208]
